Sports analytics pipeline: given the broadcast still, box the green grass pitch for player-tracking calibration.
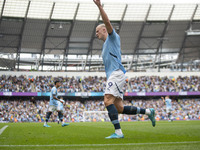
[0,121,200,150]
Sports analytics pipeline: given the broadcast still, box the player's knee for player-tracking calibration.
[48,111,52,114]
[58,111,62,114]
[104,94,114,106]
[104,99,112,107]
[115,105,124,114]
[58,111,63,114]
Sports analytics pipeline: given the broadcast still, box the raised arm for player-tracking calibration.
[161,97,165,103]
[93,0,113,34]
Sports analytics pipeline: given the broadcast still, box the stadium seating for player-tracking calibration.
[0,75,199,93]
[0,99,199,122]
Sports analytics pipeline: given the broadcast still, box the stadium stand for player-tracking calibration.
[0,0,199,148]
[0,75,199,92]
[1,99,200,122]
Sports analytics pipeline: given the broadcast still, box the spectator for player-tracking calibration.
[0,98,199,122]
[0,75,199,93]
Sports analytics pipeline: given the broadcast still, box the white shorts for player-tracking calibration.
[166,108,172,113]
[105,69,126,99]
[48,105,63,112]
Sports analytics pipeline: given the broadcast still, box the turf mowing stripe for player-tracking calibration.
[0,125,8,135]
[0,141,200,147]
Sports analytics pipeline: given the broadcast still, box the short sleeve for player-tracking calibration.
[52,88,56,95]
[109,29,118,40]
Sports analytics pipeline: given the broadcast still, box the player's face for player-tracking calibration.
[96,26,105,40]
[57,82,61,87]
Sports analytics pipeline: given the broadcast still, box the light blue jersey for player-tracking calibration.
[49,87,58,106]
[102,29,126,79]
[165,98,172,108]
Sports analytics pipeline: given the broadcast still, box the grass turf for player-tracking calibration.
[0,121,200,150]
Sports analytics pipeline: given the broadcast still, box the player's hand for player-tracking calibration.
[93,0,101,7]
[161,97,164,99]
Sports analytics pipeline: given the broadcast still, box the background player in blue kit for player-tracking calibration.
[43,81,69,127]
[162,96,173,122]
[93,0,156,139]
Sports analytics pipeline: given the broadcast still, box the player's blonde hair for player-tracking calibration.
[97,24,106,29]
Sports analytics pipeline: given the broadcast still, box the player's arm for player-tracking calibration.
[93,0,113,34]
[52,89,64,103]
[53,93,63,103]
[161,97,165,103]
[53,96,60,101]
[53,96,64,104]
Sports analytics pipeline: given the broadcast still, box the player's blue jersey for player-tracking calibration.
[165,98,172,108]
[49,87,58,106]
[102,29,126,79]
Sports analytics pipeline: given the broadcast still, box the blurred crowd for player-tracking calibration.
[0,75,82,93]
[0,75,199,93]
[0,98,199,122]
[129,76,200,92]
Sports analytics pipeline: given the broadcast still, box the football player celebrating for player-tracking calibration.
[93,0,156,139]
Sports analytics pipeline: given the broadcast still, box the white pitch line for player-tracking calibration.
[0,125,8,135]
[0,141,200,147]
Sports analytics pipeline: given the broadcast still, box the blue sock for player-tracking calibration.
[123,106,146,114]
[45,112,52,122]
[106,104,121,130]
[58,111,63,122]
